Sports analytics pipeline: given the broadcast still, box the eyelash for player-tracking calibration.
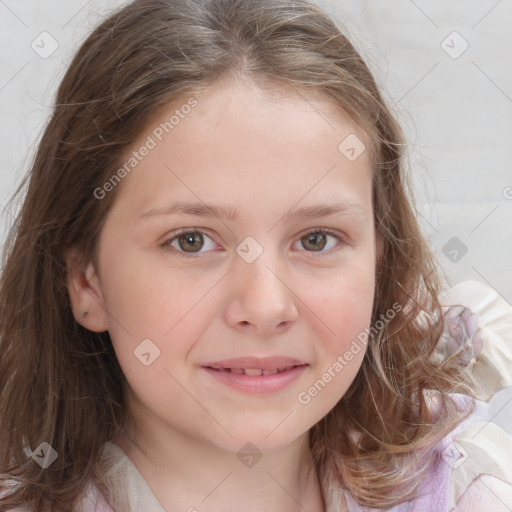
[161,227,346,259]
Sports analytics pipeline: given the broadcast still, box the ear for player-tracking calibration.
[65,247,109,332]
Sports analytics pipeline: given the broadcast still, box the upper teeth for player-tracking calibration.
[220,366,296,375]
[245,368,266,376]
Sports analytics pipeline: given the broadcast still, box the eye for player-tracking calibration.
[161,227,346,259]
[293,228,344,254]
[162,228,218,258]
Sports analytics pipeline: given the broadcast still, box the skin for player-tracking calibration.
[67,78,379,512]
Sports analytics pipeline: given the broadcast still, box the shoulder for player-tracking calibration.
[445,387,512,511]
[94,440,167,512]
[439,279,512,401]
[75,480,117,512]
[402,388,512,512]
[452,475,512,511]
[437,280,512,511]
[428,280,512,511]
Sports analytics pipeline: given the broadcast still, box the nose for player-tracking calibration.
[224,247,299,336]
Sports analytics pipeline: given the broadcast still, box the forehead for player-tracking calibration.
[123,76,375,162]
[109,78,374,222]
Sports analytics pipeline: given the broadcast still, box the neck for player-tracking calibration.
[113,394,326,512]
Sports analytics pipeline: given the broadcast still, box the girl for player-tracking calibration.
[1,0,511,511]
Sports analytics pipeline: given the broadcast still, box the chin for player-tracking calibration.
[204,420,310,455]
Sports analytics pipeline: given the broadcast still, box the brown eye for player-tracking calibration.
[163,229,217,258]
[176,231,204,253]
[301,232,327,251]
[294,228,344,254]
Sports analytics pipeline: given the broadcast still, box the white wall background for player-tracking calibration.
[1,0,511,303]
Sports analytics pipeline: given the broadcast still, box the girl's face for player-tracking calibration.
[82,79,378,453]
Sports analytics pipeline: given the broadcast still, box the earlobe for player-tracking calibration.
[65,247,109,333]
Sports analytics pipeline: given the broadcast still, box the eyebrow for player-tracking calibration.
[138,200,366,223]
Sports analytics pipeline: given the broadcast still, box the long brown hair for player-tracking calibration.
[0,0,473,510]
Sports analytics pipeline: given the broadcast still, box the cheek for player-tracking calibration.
[320,263,375,340]
[102,260,219,384]
[100,249,188,334]
[302,265,374,405]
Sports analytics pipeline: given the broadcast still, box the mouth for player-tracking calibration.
[204,365,304,376]
[201,357,308,393]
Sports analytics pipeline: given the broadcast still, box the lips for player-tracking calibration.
[208,366,298,376]
[202,356,308,394]
[202,356,307,376]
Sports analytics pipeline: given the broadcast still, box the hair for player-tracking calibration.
[0,0,475,510]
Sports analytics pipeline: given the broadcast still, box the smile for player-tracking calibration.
[206,365,299,376]
[201,357,309,393]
